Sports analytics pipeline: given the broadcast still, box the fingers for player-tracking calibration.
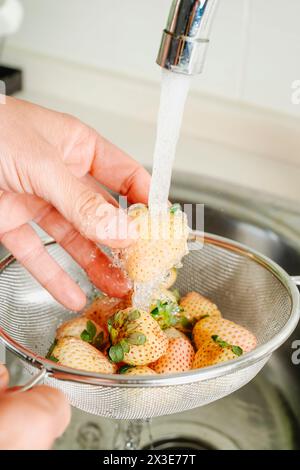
[0,386,70,450]
[90,135,151,204]
[0,224,87,311]
[0,365,9,391]
[36,206,132,298]
[33,157,138,248]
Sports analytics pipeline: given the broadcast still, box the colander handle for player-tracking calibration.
[292,276,300,286]
[13,367,47,393]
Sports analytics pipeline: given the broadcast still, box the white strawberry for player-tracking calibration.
[119,365,157,376]
[118,204,189,283]
[160,268,177,289]
[108,307,168,366]
[151,336,195,374]
[83,293,131,330]
[49,337,116,374]
[164,327,189,340]
[56,317,107,350]
[193,337,243,369]
[180,291,222,327]
[193,317,257,352]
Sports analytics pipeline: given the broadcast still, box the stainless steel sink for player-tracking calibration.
[4,173,300,450]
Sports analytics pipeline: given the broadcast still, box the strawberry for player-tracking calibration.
[193,317,257,352]
[193,337,244,369]
[56,317,108,351]
[151,287,178,305]
[150,288,182,330]
[49,337,116,374]
[164,327,189,340]
[108,307,168,366]
[161,268,177,289]
[151,336,195,374]
[179,291,222,328]
[128,203,148,219]
[119,365,157,376]
[83,293,131,330]
[118,204,189,283]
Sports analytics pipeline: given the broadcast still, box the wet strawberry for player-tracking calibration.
[118,204,189,283]
[83,293,132,330]
[108,307,168,366]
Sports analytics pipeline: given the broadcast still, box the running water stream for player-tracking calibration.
[149,70,191,213]
[132,70,191,310]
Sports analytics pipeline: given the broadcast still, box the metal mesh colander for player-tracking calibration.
[0,232,299,419]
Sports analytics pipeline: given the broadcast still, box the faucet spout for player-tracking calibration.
[156,0,219,75]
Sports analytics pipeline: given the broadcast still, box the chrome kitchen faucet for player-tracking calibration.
[157,0,219,75]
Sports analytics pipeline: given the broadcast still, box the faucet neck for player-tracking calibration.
[157,0,219,75]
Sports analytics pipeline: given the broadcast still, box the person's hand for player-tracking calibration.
[0,364,70,449]
[0,97,150,310]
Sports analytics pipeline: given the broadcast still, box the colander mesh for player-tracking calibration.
[0,236,295,419]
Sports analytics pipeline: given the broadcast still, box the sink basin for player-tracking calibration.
[4,174,300,450]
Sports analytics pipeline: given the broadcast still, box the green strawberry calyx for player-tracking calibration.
[211,335,243,357]
[119,365,134,374]
[108,333,147,363]
[46,339,59,363]
[151,300,181,330]
[80,320,97,343]
[108,309,146,363]
[169,203,182,214]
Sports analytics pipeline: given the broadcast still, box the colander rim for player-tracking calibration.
[0,231,299,388]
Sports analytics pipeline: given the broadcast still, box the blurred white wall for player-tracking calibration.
[6,0,300,117]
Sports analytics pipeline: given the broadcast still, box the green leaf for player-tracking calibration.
[120,339,130,353]
[231,345,243,357]
[93,331,105,350]
[109,343,124,363]
[113,310,127,329]
[119,365,134,374]
[127,309,141,322]
[151,300,181,330]
[127,332,147,346]
[169,203,181,214]
[48,355,59,363]
[80,330,92,342]
[46,339,58,359]
[86,320,97,341]
[212,335,243,357]
[211,335,230,349]
[199,314,210,320]
[151,307,159,317]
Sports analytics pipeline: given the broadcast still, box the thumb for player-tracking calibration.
[33,158,138,248]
